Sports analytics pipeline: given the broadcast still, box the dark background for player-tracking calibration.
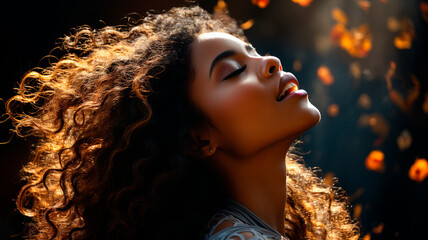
[1,0,427,239]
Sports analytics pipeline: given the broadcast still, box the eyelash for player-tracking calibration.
[223,65,247,80]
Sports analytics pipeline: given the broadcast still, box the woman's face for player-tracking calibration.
[190,32,320,157]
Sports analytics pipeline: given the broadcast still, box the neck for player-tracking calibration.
[213,139,293,236]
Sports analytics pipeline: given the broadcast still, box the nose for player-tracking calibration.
[260,56,282,79]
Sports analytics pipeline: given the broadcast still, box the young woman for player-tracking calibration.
[5,5,359,240]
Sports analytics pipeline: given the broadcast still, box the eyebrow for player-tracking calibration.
[209,50,237,78]
[209,44,256,78]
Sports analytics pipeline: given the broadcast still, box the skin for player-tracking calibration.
[190,32,321,236]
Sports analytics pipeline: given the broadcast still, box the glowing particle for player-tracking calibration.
[368,113,389,146]
[421,1,428,23]
[408,158,428,183]
[385,61,396,90]
[330,22,372,58]
[423,93,428,114]
[365,150,385,172]
[317,65,334,85]
[373,223,384,234]
[389,89,407,112]
[327,103,339,117]
[357,93,371,110]
[387,17,401,32]
[291,0,314,7]
[332,8,348,25]
[396,129,412,151]
[240,19,255,30]
[214,0,228,13]
[353,203,363,218]
[252,0,270,8]
[394,32,413,49]
[350,61,362,80]
[293,60,302,72]
[357,0,371,12]
[393,18,415,49]
[363,233,371,240]
[406,75,420,110]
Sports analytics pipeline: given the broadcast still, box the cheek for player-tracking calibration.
[205,82,273,149]
[208,82,268,123]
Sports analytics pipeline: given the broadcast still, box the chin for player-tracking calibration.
[298,100,321,134]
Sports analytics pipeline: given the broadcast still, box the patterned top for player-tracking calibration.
[204,200,289,240]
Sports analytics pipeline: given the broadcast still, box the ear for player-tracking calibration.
[188,123,220,158]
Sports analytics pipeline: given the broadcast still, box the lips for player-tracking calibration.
[276,72,299,101]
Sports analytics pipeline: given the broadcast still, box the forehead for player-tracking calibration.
[192,32,247,69]
[193,32,246,51]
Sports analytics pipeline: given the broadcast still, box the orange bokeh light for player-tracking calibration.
[291,0,314,7]
[393,18,415,49]
[421,1,428,23]
[408,158,428,183]
[365,150,385,172]
[328,104,340,117]
[317,65,334,85]
[330,8,372,58]
[214,0,228,13]
[357,0,371,12]
[332,8,348,24]
[252,0,270,8]
[240,19,255,30]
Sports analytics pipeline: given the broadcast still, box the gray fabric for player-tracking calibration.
[204,200,289,240]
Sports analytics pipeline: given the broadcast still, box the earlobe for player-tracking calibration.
[188,123,219,157]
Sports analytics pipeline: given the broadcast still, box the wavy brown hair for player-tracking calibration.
[4,5,359,240]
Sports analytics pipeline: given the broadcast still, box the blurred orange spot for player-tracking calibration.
[407,75,420,109]
[353,203,363,218]
[357,93,371,110]
[240,19,255,30]
[357,0,371,11]
[368,114,389,146]
[373,223,384,234]
[363,233,371,240]
[408,158,428,183]
[393,18,414,49]
[385,61,396,90]
[365,150,385,172]
[394,32,413,49]
[397,129,412,151]
[350,61,362,80]
[327,103,339,117]
[291,0,314,7]
[332,8,348,24]
[214,0,228,13]
[330,8,371,58]
[423,93,428,114]
[421,2,428,23]
[387,17,400,32]
[385,64,420,113]
[389,89,407,112]
[293,60,302,72]
[317,65,334,85]
[252,0,270,8]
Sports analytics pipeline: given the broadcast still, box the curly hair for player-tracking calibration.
[4,5,359,240]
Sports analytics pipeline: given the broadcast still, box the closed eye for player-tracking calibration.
[223,65,247,80]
